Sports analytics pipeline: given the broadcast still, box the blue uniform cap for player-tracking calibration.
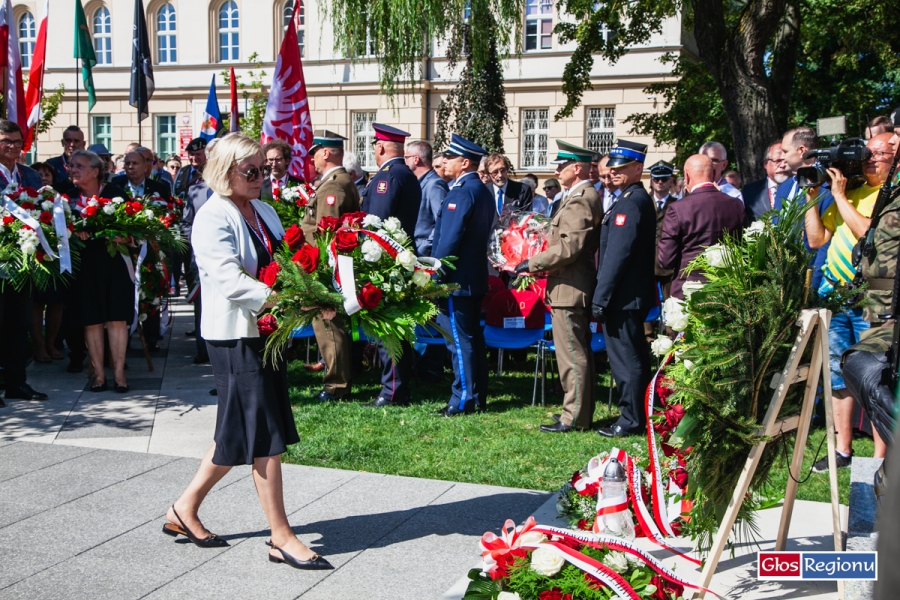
[607,139,648,167]
[445,133,488,161]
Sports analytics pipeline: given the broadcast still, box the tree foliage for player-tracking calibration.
[221,53,269,142]
[1,79,65,138]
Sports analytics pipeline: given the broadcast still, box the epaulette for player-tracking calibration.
[624,192,632,198]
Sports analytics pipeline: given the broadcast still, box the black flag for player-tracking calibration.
[129,0,155,122]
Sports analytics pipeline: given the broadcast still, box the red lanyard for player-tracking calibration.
[243,209,272,259]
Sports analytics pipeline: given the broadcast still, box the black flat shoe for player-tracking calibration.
[162,505,229,548]
[5,384,49,400]
[540,421,573,433]
[364,396,407,408]
[597,424,632,438]
[266,540,333,570]
[89,381,107,393]
[114,383,129,393]
[435,404,473,417]
[318,390,341,402]
[193,353,210,364]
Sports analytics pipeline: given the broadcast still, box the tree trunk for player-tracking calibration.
[769,0,801,132]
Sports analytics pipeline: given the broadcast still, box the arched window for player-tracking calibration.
[157,3,176,64]
[282,0,304,57]
[218,1,239,62]
[18,12,36,68]
[93,7,112,65]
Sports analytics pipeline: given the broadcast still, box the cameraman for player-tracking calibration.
[805,133,896,471]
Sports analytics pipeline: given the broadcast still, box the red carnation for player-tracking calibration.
[317,216,340,233]
[358,282,383,310]
[292,244,319,274]
[167,202,174,210]
[35,251,46,263]
[334,229,360,253]
[491,548,527,580]
[20,201,35,210]
[340,211,366,227]
[283,224,304,250]
[125,204,137,216]
[259,262,281,287]
[576,518,591,531]
[295,196,308,208]
[39,212,53,224]
[2,216,13,225]
[21,186,38,197]
[538,589,572,600]
[578,481,599,497]
[257,314,278,336]
[84,206,99,217]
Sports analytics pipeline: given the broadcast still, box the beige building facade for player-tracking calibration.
[16,0,680,175]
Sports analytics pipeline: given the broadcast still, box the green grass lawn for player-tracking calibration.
[284,347,872,505]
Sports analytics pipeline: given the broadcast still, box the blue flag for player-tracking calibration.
[200,76,223,141]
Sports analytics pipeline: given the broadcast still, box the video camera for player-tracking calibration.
[797,138,872,189]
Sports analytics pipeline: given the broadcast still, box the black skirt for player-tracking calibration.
[207,337,299,466]
[79,240,136,326]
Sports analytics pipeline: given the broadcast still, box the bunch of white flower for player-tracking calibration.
[143,209,155,220]
[281,186,300,201]
[382,217,402,235]
[650,334,674,357]
[362,214,383,229]
[87,199,99,207]
[395,249,416,272]
[18,228,39,255]
[743,220,765,240]
[663,296,689,332]
[392,229,409,244]
[102,204,116,215]
[112,197,125,205]
[41,200,54,212]
[361,239,383,263]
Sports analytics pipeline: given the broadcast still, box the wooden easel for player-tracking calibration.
[694,308,843,599]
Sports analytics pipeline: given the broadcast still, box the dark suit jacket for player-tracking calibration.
[110,175,171,199]
[653,194,677,279]
[260,174,305,202]
[742,177,772,222]
[46,155,69,183]
[658,186,747,300]
[498,179,533,213]
[355,173,369,199]
[0,163,43,189]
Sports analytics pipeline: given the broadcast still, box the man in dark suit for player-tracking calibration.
[361,123,422,407]
[658,154,747,301]
[592,140,657,438]
[485,153,533,216]
[111,148,171,199]
[261,139,304,202]
[407,140,450,257]
[742,140,791,222]
[46,126,86,184]
[432,134,495,416]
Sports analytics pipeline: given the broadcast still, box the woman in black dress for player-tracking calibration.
[68,150,133,392]
[162,134,332,570]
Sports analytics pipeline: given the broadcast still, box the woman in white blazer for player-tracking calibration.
[162,134,332,570]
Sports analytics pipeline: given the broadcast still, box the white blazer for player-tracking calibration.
[192,193,285,340]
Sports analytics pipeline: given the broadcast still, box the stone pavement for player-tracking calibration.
[0,300,855,599]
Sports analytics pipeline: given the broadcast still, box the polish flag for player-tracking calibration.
[23,0,49,151]
[260,0,314,181]
[229,66,239,133]
[0,0,27,136]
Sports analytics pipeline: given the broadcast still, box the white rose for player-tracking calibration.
[663,296,684,318]
[411,269,430,287]
[530,546,565,576]
[517,531,547,547]
[667,312,689,332]
[41,201,54,212]
[144,209,155,219]
[102,204,116,215]
[684,359,695,370]
[650,335,673,357]
[497,593,521,600]
[361,239,383,263]
[395,249,416,272]
[704,244,726,268]
[743,220,765,239]
[362,214,383,229]
[383,217,402,234]
[87,199,99,207]
[602,551,629,573]
[112,196,125,204]
[681,280,705,300]
[392,229,409,244]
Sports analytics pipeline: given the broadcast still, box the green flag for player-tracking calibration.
[74,0,97,111]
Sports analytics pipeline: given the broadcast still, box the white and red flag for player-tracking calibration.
[23,0,48,151]
[260,0,314,181]
[0,0,27,135]
[229,66,239,133]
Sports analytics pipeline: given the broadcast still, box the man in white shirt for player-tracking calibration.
[742,141,792,221]
[111,149,170,198]
[598,154,621,212]
[699,140,743,201]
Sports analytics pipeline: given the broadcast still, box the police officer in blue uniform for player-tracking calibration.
[592,140,657,438]
[432,134,495,415]
[361,124,423,407]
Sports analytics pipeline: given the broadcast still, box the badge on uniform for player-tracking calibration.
[376,181,388,194]
[448,203,457,210]
[326,195,336,205]
[615,214,627,226]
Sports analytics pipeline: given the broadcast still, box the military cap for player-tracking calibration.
[607,139,648,167]
[649,160,675,179]
[185,138,208,153]
[445,133,488,161]
[551,140,595,164]
[309,129,347,154]
[372,123,410,143]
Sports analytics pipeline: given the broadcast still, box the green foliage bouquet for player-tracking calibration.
[261,180,313,228]
[655,201,851,555]
[261,212,458,361]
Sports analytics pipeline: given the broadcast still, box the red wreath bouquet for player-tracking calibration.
[74,194,185,256]
[489,211,550,273]
[262,181,313,228]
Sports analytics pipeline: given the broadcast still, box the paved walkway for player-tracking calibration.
[0,300,847,599]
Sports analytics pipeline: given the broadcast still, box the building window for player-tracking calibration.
[282,1,304,58]
[524,0,553,52]
[586,107,616,156]
[93,7,112,65]
[520,108,549,169]
[156,115,177,156]
[91,115,112,150]
[18,12,36,69]
[218,1,239,62]
[352,111,377,171]
[355,9,376,57]
[157,3,177,64]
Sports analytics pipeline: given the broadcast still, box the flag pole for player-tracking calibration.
[75,61,80,127]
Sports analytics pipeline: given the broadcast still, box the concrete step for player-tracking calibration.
[846,456,881,600]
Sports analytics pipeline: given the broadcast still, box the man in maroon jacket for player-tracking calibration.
[658,154,747,300]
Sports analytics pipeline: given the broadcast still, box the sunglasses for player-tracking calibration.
[653,177,672,183]
[235,165,271,182]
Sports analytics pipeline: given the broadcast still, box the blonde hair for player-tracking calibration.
[203,133,264,197]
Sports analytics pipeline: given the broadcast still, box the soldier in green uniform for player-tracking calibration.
[303,131,360,401]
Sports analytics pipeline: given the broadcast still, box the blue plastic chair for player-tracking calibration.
[416,324,447,346]
[291,325,316,363]
[484,324,547,405]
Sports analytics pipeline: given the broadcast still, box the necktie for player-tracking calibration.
[272,178,281,197]
[768,186,774,207]
[496,188,504,215]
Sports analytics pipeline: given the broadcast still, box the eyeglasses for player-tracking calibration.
[234,165,268,182]
[871,151,895,160]
[543,186,559,191]
[489,168,509,176]
[653,177,672,183]
[0,138,24,148]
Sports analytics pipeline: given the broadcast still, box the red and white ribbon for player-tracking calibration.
[479,516,538,574]
[3,196,57,260]
[645,356,678,537]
